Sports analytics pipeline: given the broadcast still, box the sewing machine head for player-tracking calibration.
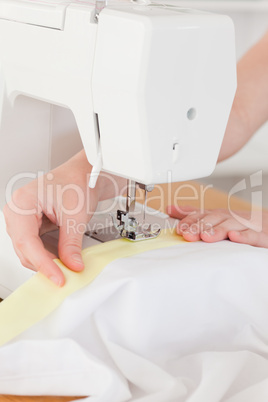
[0,0,236,242]
[91,0,237,240]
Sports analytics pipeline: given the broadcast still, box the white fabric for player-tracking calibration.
[0,240,268,401]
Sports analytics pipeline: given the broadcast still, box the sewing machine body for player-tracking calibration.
[0,0,236,207]
[0,0,236,295]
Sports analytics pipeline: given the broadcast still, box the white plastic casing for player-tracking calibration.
[0,0,98,206]
[92,4,237,184]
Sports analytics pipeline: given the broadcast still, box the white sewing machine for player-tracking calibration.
[0,0,236,296]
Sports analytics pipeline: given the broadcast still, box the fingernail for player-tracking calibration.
[203,228,215,236]
[182,228,192,234]
[180,224,190,232]
[72,253,84,266]
[49,275,63,287]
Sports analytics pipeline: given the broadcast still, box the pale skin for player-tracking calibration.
[3,151,126,286]
[3,32,268,286]
[168,31,268,248]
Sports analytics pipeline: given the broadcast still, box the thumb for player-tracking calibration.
[58,221,85,272]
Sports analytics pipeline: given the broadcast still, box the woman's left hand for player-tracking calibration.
[167,205,268,249]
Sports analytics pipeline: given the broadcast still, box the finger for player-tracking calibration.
[179,229,202,242]
[6,214,65,286]
[166,205,200,219]
[228,229,268,248]
[177,213,205,233]
[201,218,247,243]
[13,244,56,271]
[58,219,85,272]
[196,213,231,241]
[178,211,230,241]
[16,235,65,286]
[177,218,206,243]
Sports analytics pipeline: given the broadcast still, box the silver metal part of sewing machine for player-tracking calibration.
[88,180,161,242]
[43,197,168,252]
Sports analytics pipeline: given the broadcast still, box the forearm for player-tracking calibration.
[218,30,268,161]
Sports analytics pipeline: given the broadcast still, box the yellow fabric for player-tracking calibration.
[0,230,184,347]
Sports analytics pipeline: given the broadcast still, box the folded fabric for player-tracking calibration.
[0,229,183,346]
[0,234,268,402]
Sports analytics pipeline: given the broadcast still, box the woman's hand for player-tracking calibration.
[3,150,125,286]
[167,205,268,249]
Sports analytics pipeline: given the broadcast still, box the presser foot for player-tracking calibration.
[85,210,161,243]
[111,180,161,241]
[87,180,161,243]
[111,210,161,242]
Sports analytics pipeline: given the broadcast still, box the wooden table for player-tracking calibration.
[0,181,253,402]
